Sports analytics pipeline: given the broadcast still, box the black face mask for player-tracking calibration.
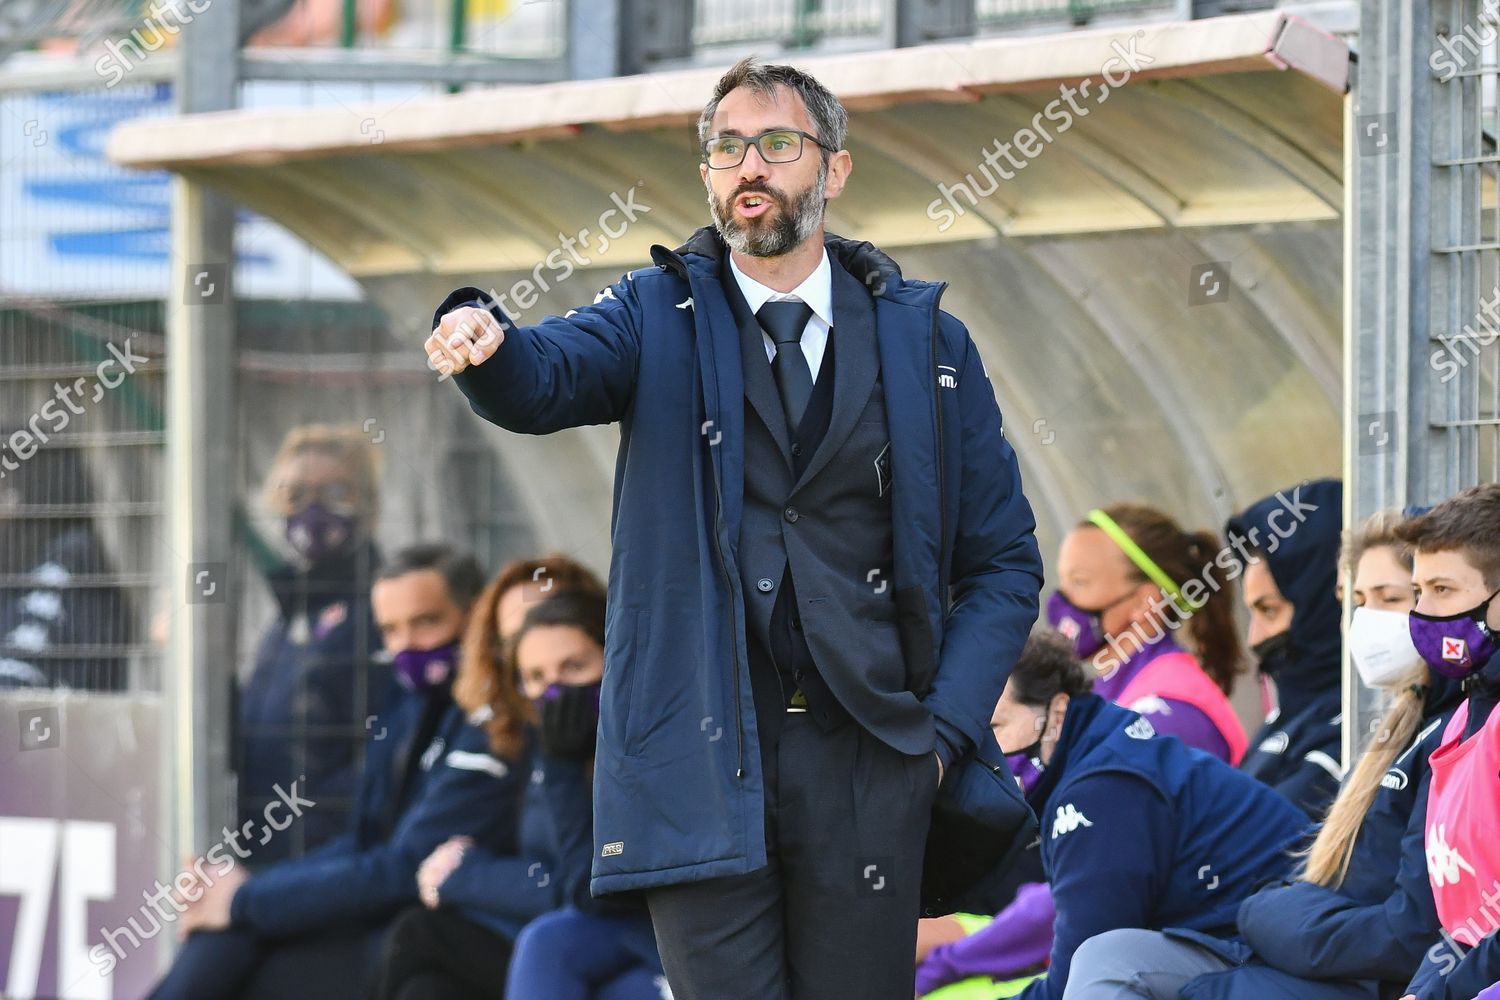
[1251,630,1294,676]
[535,682,602,761]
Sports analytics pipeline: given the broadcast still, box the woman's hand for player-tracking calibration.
[417,836,471,908]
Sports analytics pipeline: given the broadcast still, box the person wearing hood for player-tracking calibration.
[1226,478,1346,819]
[1055,509,1463,1000]
[980,631,1306,1000]
[147,545,528,1000]
[1392,485,1500,1000]
[238,423,386,859]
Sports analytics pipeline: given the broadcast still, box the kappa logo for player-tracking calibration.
[1258,731,1290,755]
[1427,823,1476,888]
[1052,803,1093,838]
[420,737,447,772]
[601,841,625,857]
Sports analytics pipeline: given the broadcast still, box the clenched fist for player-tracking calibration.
[425,305,506,379]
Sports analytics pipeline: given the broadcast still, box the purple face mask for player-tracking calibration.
[1006,752,1045,796]
[286,502,357,564]
[1047,590,1108,659]
[391,641,458,692]
[1409,591,1500,679]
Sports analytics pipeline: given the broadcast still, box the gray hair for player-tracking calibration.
[697,56,849,153]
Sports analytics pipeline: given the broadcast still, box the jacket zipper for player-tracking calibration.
[930,282,951,613]
[670,254,746,781]
[711,460,747,779]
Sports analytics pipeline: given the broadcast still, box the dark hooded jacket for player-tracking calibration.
[1225,478,1345,819]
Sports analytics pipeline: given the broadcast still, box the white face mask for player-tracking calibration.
[1348,606,1427,689]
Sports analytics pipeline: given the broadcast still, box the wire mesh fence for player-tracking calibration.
[1429,0,1500,491]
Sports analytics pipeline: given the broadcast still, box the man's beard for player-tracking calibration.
[708,165,827,258]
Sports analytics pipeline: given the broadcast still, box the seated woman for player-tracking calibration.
[958,630,1307,1000]
[375,587,664,1000]
[1060,509,1462,1000]
[917,504,1248,997]
[501,591,667,1000]
[1045,503,1249,762]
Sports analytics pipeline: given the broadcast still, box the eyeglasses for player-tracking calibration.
[702,129,836,170]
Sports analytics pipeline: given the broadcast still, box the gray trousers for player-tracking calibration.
[1061,928,1234,1000]
[643,711,940,1000]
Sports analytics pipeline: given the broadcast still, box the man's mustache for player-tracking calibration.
[727,183,786,207]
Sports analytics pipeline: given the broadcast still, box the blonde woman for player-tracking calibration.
[239,423,384,859]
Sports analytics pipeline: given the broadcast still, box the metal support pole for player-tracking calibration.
[167,0,240,881]
[567,0,621,80]
[1346,0,1438,764]
[895,0,974,48]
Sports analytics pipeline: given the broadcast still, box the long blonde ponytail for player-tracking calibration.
[1302,682,1427,886]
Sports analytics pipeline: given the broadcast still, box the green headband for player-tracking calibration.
[1086,508,1199,615]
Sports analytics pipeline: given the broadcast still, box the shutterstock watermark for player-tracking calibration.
[1431,0,1500,83]
[925,33,1154,233]
[87,779,314,976]
[94,0,214,88]
[1431,282,1500,384]
[1422,878,1500,978]
[1093,486,1320,679]
[480,184,650,321]
[426,184,652,380]
[1,338,150,479]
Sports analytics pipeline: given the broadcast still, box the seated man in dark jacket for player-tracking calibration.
[147,544,527,1000]
[982,631,1308,1000]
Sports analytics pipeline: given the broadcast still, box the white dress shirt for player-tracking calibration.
[729,249,834,382]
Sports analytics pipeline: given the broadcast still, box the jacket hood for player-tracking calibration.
[1225,478,1343,700]
[658,226,921,304]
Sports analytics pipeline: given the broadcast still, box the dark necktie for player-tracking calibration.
[756,300,815,434]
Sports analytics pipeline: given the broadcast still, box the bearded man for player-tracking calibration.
[424,57,1043,1000]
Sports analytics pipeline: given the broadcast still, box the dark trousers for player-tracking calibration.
[148,926,373,1000]
[643,710,940,1000]
[505,906,669,1000]
[372,907,515,1000]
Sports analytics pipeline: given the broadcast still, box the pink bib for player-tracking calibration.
[1117,650,1249,765]
[1426,700,1500,946]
